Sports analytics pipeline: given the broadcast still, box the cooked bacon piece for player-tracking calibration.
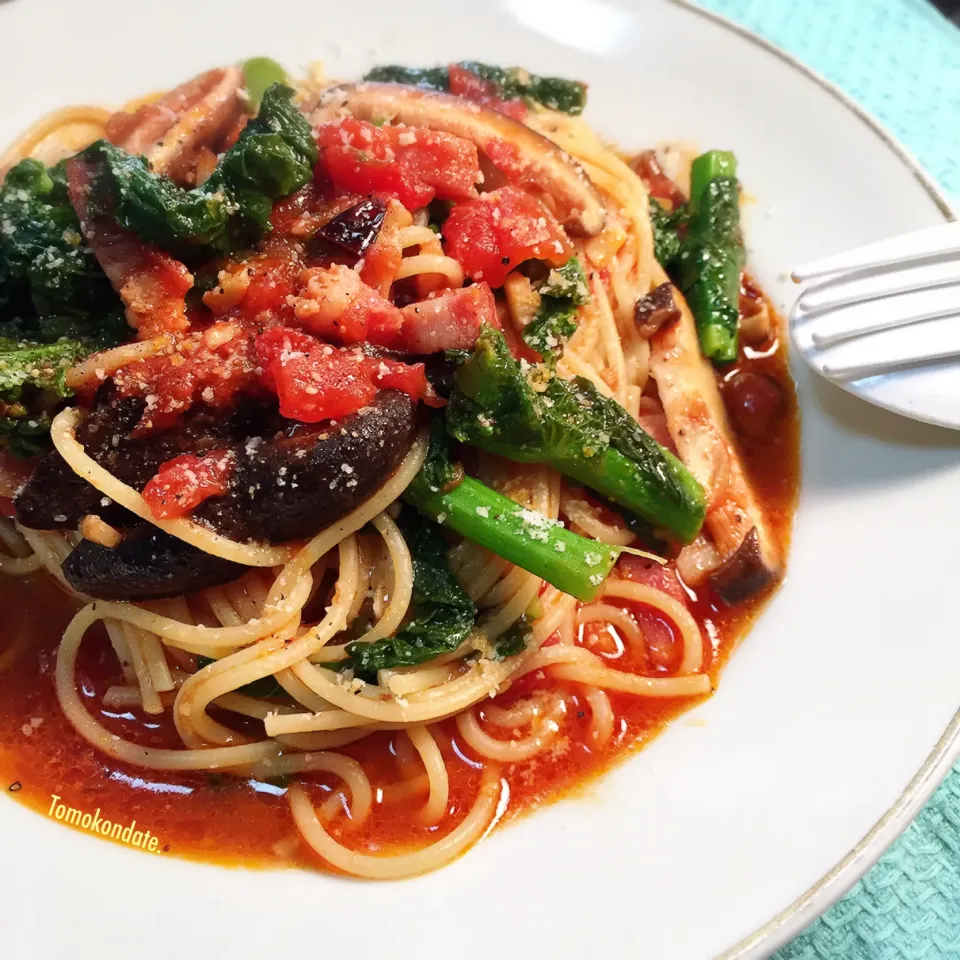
[66,157,192,339]
[106,66,245,183]
[634,282,681,339]
[143,450,235,520]
[649,290,781,601]
[310,83,605,236]
[617,556,690,671]
[618,554,688,604]
[442,186,573,288]
[314,116,481,210]
[107,245,192,340]
[633,150,686,208]
[292,262,495,354]
[293,264,404,345]
[397,283,498,353]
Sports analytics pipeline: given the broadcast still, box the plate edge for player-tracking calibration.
[666,2,959,957]
[672,0,956,222]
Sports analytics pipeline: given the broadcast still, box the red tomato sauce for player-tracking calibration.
[0,329,798,876]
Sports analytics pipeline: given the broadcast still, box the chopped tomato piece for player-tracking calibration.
[257,327,377,421]
[483,138,530,181]
[631,604,683,673]
[113,324,261,432]
[373,357,441,407]
[143,451,234,520]
[0,497,15,518]
[314,117,480,210]
[396,283,498,353]
[447,64,528,121]
[236,250,301,322]
[256,327,434,423]
[442,186,573,287]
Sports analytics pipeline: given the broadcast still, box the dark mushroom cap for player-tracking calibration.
[198,388,418,543]
[62,526,246,601]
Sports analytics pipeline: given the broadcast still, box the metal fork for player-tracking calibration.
[789,221,960,428]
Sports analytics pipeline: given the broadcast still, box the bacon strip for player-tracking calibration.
[66,158,192,339]
[398,283,498,353]
[107,66,245,183]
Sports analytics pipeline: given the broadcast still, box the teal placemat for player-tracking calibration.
[699,0,959,201]
[694,1,960,957]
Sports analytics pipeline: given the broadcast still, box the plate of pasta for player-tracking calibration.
[0,1,956,959]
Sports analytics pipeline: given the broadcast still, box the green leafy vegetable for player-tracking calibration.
[521,257,590,359]
[0,156,131,456]
[0,157,121,338]
[82,83,317,256]
[364,61,588,114]
[491,616,533,661]
[343,508,476,674]
[195,655,287,699]
[403,419,619,602]
[0,410,54,458]
[0,337,87,398]
[649,197,685,269]
[242,57,289,109]
[364,64,449,91]
[446,326,705,544]
[458,62,587,114]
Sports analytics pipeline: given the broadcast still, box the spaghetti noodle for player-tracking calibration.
[0,57,798,879]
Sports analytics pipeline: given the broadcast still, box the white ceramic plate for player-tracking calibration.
[1,1,956,957]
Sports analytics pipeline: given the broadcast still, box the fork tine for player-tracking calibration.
[822,345,960,380]
[796,261,960,316]
[810,305,960,348]
[791,221,960,283]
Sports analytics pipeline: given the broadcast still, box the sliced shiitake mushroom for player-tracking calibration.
[708,526,778,606]
[197,389,418,543]
[634,282,681,339]
[62,525,246,601]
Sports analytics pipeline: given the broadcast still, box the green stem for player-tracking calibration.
[242,57,289,108]
[559,447,703,545]
[689,150,737,211]
[404,476,618,602]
